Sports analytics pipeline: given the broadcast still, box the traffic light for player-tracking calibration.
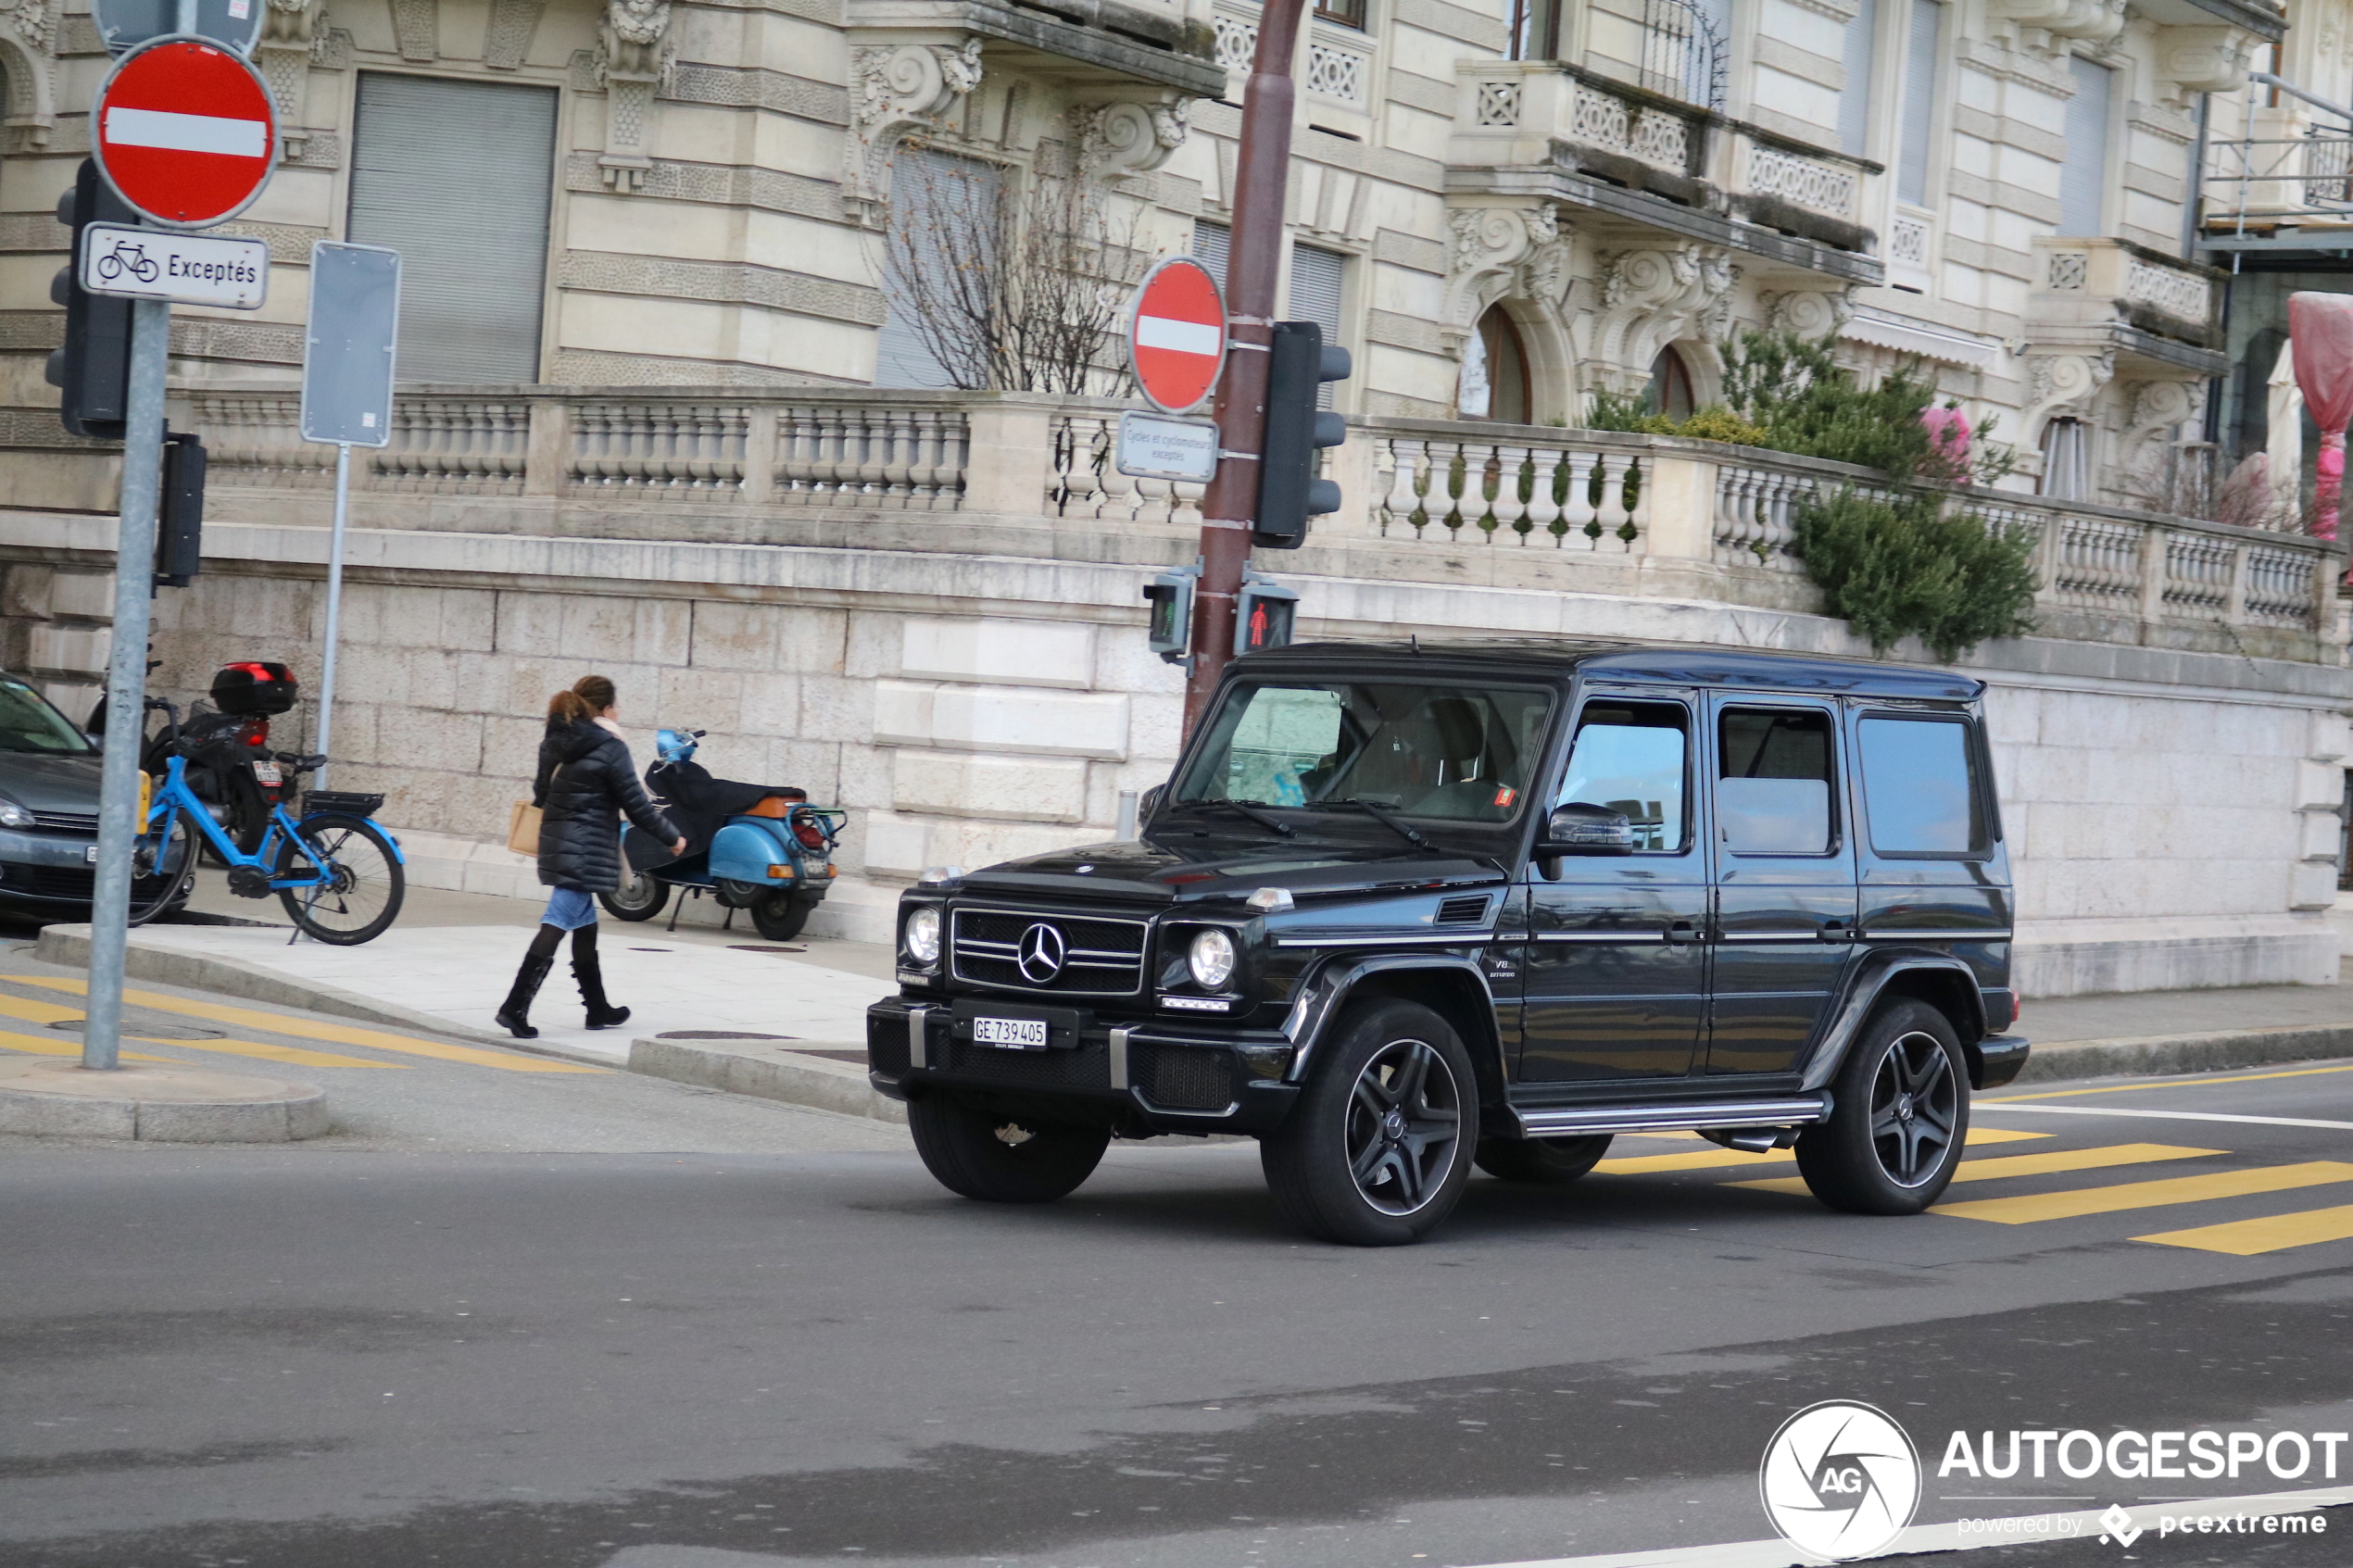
[157,429,206,587]
[1252,320,1351,548]
[1143,559,1200,666]
[45,159,136,440]
[1234,571,1298,655]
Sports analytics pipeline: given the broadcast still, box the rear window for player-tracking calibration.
[1857,716,1984,854]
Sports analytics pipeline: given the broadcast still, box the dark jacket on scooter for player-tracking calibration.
[533,717,676,891]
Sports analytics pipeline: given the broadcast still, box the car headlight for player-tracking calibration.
[903,905,942,965]
[0,795,32,829]
[1188,928,1237,990]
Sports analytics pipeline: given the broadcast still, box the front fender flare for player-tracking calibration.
[1798,949,1988,1093]
[1281,952,1503,1086]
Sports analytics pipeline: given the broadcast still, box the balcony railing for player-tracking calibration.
[2028,237,2221,349]
[161,387,2346,659]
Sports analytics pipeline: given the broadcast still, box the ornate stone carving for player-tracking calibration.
[2117,377,2205,504]
[254,0,325,155]
[484,0,546,69]
[0,0,59,151]
[2151,24,2249,107]
[2022,348,2116,453]
[389,0,435,61]
[596,0,677,193]
[1076,97,1189,181]
[1590,243,1736,393]
[1759,286,1856,342]
[1990,0,2122,56]
[1440,203,1571,356]
[843,40,985,226]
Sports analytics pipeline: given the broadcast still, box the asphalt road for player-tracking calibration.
[5,1021,2352,1567]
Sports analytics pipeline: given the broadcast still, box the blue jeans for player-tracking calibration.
[542,887,598,931]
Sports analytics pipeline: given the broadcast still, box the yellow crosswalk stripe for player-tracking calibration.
[1934,1160,2353,1224]
[1730,1142,2226,1197]
[0,991,402,1072]
[1604,1124,2045,1176]
[1,976,605,1073]
[2136,1204,2353,1256]
[1988,1062,2353,1104]
[0,1028,182,1063]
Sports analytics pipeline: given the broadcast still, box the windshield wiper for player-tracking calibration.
[1306,797,1431,850]
[1169,798,1296,837]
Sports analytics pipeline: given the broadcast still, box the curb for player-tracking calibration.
[626,1036,905,1124]
[2012,1023,2353,1085]
[27,924,619,1071]
[0,1058,329,1142]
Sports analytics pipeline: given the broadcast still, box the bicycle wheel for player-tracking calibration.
[126,808,200,926]
[275,813,404,945]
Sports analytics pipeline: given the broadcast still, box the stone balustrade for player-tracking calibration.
[169,386,2346,661]
[2028,236,2224,347]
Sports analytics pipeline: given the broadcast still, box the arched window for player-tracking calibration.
[2040,417,2091,500]
[1645,345,1695,422]
[1458,306,1531,424]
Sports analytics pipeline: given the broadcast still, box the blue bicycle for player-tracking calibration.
[132,743,406,943]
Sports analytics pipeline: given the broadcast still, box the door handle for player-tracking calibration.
[1819,919,1855,940]
[1665,919,1698,945]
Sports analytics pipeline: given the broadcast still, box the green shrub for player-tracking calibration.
[1793,489,2039,661]
[1672,407,1771,446]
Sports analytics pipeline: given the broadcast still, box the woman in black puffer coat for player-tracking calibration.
[497,675,684,1038]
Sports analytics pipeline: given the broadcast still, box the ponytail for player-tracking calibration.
[547,674,617,723]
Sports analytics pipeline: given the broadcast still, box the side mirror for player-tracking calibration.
[1139,783,1165,824]
[1536,802,1632,877]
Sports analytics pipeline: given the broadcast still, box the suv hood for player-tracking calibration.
[956,835,1506,906]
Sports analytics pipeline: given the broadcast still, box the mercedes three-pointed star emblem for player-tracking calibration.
[1016,922,1067,984]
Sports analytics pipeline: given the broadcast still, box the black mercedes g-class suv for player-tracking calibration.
[867,641,2029,1246]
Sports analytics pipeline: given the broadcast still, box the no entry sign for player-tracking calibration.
[94,37,277,228]
[1128,257,1227,414]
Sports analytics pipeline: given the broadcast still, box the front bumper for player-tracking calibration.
[0,825,101,907]
[865,996,1301,1135]
[1976,1033,2031,1089]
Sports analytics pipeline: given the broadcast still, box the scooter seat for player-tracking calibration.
[739,790,808,819]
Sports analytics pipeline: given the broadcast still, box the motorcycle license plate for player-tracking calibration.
[252,761,282,785]
[972,1016,1049,1051]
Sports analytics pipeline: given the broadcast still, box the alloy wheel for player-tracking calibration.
[1344,1036,1463,1215]
[1868,1030,1957,1187]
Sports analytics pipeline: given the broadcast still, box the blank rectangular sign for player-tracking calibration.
[303,241,400,447]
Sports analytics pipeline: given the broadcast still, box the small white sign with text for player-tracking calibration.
[1114,410,1220,484]
[80,223,269,309]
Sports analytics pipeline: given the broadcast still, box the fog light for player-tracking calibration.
[1188,928,1237,989]
[1238,1045,1293,1082]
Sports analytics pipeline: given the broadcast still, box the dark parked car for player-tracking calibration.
[868,640,2030,1246]
[0,674,184,920]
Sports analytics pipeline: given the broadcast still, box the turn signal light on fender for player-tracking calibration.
[766,864,794,879]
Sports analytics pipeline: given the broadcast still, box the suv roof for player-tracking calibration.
[1233,638,1983,702]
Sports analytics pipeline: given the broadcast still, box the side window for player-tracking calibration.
[1559,701,1689,853]
[1718,708,1835,854]
[1858,716,1984,854]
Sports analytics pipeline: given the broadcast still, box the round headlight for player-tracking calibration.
[904,905,942,965]
[1188,928,1238,990]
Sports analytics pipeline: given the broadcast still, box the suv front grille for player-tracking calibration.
[941,1038,1111,1090]
[950,906,1148,998]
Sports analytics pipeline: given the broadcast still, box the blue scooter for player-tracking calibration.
[598,729,846,940]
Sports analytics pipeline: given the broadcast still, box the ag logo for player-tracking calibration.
[1758,1400,1921,1562]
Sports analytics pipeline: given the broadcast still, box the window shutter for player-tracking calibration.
[347,74,556,384]
[1191,219,1231,293]
[1839,0,1878,158]
[1896,0,1939,207]
[2059,56,2112,235]
[875,149,1005,389]
[1288,244,1346,408]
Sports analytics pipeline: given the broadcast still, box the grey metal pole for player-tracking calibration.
[82,295,171,1073]
[314,441,349,791]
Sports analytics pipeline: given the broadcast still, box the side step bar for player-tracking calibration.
[1504,1094,1831,1139]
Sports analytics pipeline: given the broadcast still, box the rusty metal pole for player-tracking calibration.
[1183,0,1308,737]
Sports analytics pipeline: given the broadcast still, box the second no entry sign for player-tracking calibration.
[1128,257,1227,415]
[94,36,278,228]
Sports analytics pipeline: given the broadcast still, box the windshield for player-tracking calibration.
[1175,680,1554,823]
[0,680,92,756]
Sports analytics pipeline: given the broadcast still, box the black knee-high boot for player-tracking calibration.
[573,922,630,1029]
[497,924,563,1038]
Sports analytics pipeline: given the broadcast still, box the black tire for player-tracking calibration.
[749,891,813,941]
[907,1095,1109,1203]
[1794,1000,1971,1215]
[125,808,200,927]
[714,878,761,910]
[1260,999,1478,1247]
[1475,1133,1613,1184]
[599,867,669,922]
[276,813,404,946]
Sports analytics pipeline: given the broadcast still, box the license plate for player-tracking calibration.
[252,761,282,785]
[973,1016,1049,1050]
[84,846,98,863]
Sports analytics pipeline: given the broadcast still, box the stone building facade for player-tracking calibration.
[0,0,2346,998]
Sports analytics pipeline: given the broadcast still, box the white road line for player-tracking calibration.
[1978,1104,2353,1132]
[1462,1483,2353,1567]
[104,107,269,157]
